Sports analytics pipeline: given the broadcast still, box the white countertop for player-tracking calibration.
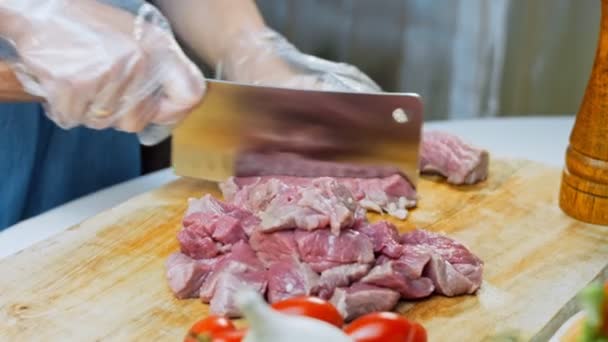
[0,116,575,259]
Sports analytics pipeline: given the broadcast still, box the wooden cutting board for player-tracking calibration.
[0,159,606,341]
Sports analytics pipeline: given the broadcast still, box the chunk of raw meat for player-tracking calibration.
[165,252,222,299]
[249,230,298,267]
[338,175,417,219]
[223,177,360,234]
[420,131,489,185]
[199,241,265,303]
[330,283,401,322]
[185,195,260,236]
[259,178,358,234]
[209,269,267,317]
[315,263,371,299]
[361,247,434,299]
[295,229,374,273]
[356,221,403,258]
[401,229,483,296]
[177,223,221,260]
[179,196,258,259]
[222,175,416,221]
[267,260,320,303]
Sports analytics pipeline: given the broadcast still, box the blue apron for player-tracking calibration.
[0,103,141,230]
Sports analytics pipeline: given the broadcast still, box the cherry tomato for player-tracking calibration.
[212,328,247,342]
[184,315,236,342]
[344,312,427,342]
[271,296,344,328]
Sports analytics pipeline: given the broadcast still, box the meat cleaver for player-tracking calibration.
[0,61,424,185]
[170,79,424,186]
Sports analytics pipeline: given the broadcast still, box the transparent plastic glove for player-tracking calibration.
[219,28,382,93]
[219,27,383,155]
[0,0,205,138]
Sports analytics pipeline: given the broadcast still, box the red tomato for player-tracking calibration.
[344,312,427,342]
[212,328,247,342]
[271,296,344,328]
[184,315,236,342]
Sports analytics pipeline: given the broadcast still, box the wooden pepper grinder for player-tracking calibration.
[559,0,608,225]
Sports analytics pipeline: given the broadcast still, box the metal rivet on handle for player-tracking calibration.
[392,108,409,123]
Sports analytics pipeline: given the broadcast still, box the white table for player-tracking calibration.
[0,116,575,259]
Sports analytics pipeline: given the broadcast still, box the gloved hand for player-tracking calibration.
[218,28,382,93]
[0,0,205,134]
[219,27,383,155]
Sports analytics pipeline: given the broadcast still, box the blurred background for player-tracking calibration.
[143,0,601,172]
[255,0,599,120]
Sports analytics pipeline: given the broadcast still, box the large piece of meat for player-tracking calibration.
[420,131,489,185]
[166,130,487,320]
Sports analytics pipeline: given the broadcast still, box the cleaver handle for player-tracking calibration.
[0,61,41,102]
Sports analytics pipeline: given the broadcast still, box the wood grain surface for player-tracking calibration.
[0,159,606,341]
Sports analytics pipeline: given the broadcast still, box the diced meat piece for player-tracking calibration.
[420,131,489,185]
[330,283,401,322]
[356,221,403,258]
[208,215,247,244]
[177,226,221,260]
[185,195,227,216]
[339,175,417,219]
[423,254,478,297]
[361,247,434,299]
[316,263,371,299]
[199,241,265,301]
[235,152,403,179]
[209,269,267,317]
[249,230,298,267]
[267,260,319,303]
[401,229,483,296]
[185,195,259,237]
[165,252,221,299]
[178,196,258,259]
[295,229,374,273]
[222,175,416,221]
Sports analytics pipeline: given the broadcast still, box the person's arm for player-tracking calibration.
[154,0,266,69]
[155,0,380,92]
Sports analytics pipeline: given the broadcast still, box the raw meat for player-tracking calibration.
[315,263,371,299]
[361,248,435,299]
[177,225,221,259]
[210,269,267,317]
[330,283,401,322]
[222,174,416,221]
[199,241,267,315]
[259,178,358,234]
[401,229,483,296]
[165,252,221,299]
[249,230,298,267]
[223,177,358,234]
[420,131,489,185]
[267,260,319,303]
[295,228,374,273]
[356,221,403,258]
[167,132,489,319]
[179,195,259,259]
[186,195,260,236]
